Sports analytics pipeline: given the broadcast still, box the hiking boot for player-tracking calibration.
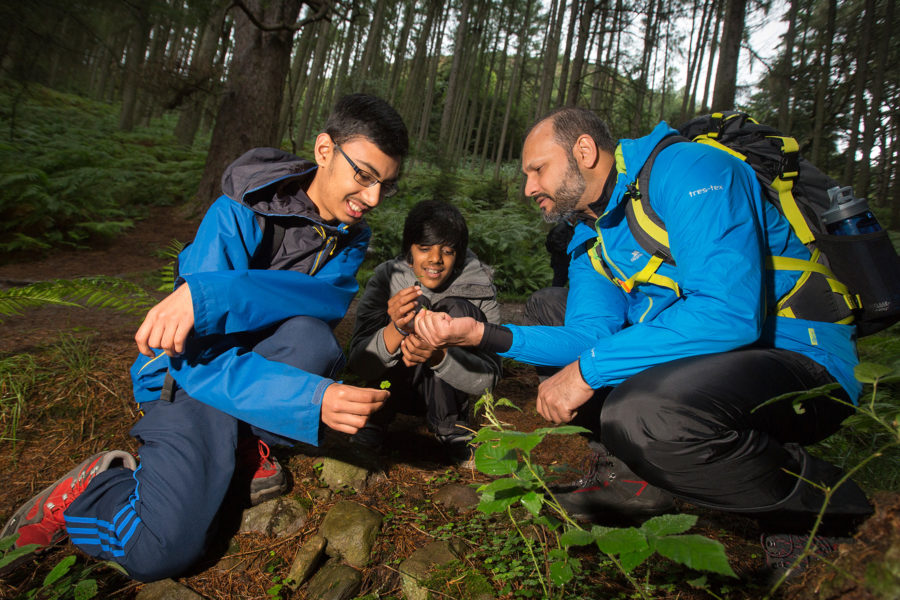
[0,451,136,569]
[236,438,288,506]
[436,431,476,469]
[761,532,851,579]
[551,443,675,522]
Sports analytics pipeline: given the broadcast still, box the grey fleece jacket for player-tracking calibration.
[348,251,502,395]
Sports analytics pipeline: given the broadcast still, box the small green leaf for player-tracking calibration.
[0,541,40,571]
[477,478,529,514]
[619,546,654,572]
[74,578,99,600]
[495,430,545,453]
[855,362,895,384]
[549,560,574,586]
[520,491,544,515]
[379,380,391,389]
[640,513,696,537]
[0,534,18,552]
[594,527,648,556]
[43,555,77,586]
[559,527,594,547]
[474,441,518,475]
[655,534,737,577]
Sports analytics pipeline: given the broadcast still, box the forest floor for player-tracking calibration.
[0,208,897,600]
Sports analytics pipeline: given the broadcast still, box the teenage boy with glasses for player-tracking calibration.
[2,94,409,582]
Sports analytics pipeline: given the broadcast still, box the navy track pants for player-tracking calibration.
[63,316,344,581]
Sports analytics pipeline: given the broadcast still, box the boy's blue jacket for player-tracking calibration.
[131,148,370,444]
[502,123,860,401]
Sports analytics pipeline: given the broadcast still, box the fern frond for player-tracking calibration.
[0,277,156,322]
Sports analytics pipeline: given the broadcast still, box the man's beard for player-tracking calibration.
[541,161,586,224]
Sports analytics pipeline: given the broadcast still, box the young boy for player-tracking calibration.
[347,200,501,462]
[2,94,408,581]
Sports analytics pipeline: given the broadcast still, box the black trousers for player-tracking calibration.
[525,287,871,529]
[371,296,487,439]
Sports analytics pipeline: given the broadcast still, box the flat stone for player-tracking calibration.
[305,559,362,600]
[286,534,327,590]
[399,540,461,600]
[319,501,382,567]
[319,456,383,492]
[136,579,203,600]
[433,483,479,511]
[239,496,308,537]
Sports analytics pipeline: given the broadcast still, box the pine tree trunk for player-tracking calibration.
[776,0,799,133]
[566,0,594,105]
[810,0,836,165]
[439,0,472,148]
[856,0,891,200]
[194,0,304,209]
[842,0,875,185]
[557,0,580,106]
[495,0,535,179]
[118,6,151,132]
[175,1,229,147]
[710,0,747,110]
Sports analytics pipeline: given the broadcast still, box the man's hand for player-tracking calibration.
[135,284,195,357]
[321,383,388,434]
[536,361,594,424]
[414,311,484,348]
[400,333,444,367]
[387,285,421,334]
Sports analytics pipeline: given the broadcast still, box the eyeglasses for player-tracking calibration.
[334,145,398,198]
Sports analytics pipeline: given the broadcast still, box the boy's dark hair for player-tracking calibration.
[325,94,409,160]
[401,200,469,277]
[529,106,616,155]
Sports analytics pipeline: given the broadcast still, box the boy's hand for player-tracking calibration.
[321,383,388,434]
[135,284,195,357]
[400,333,444,367]
[387,285,422,334]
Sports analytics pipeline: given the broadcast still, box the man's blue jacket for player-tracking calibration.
[501,123,860,401]
[130,148,370,444]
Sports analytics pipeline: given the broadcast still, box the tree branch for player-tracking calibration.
[227,0,341,32]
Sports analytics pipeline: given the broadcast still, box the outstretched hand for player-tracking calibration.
[413,310,484,348]
[321,383,388,434]
[135,284,195,357]
[535,361,594,424]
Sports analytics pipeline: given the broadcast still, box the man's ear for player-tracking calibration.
[313,132,334,167]
[571,134,600,169]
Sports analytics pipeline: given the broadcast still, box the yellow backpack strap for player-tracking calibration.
[620,255,681,296]
[765,135,815,245]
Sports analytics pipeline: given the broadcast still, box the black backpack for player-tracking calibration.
[623,111,900,336]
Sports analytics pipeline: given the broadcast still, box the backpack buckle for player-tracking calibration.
[779,149,800,180]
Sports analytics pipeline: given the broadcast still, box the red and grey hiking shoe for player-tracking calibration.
[550,443,675,522]
[0,451,136,567]
[236,438,288,506]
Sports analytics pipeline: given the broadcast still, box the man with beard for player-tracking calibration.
[413,106,871,572]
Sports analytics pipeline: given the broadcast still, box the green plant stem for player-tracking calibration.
[506,505,550,598]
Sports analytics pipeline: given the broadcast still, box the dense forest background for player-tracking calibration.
[1,0,897,251]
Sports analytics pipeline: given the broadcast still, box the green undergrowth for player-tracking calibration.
[807,324,900,492]
[0,78,206,257]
